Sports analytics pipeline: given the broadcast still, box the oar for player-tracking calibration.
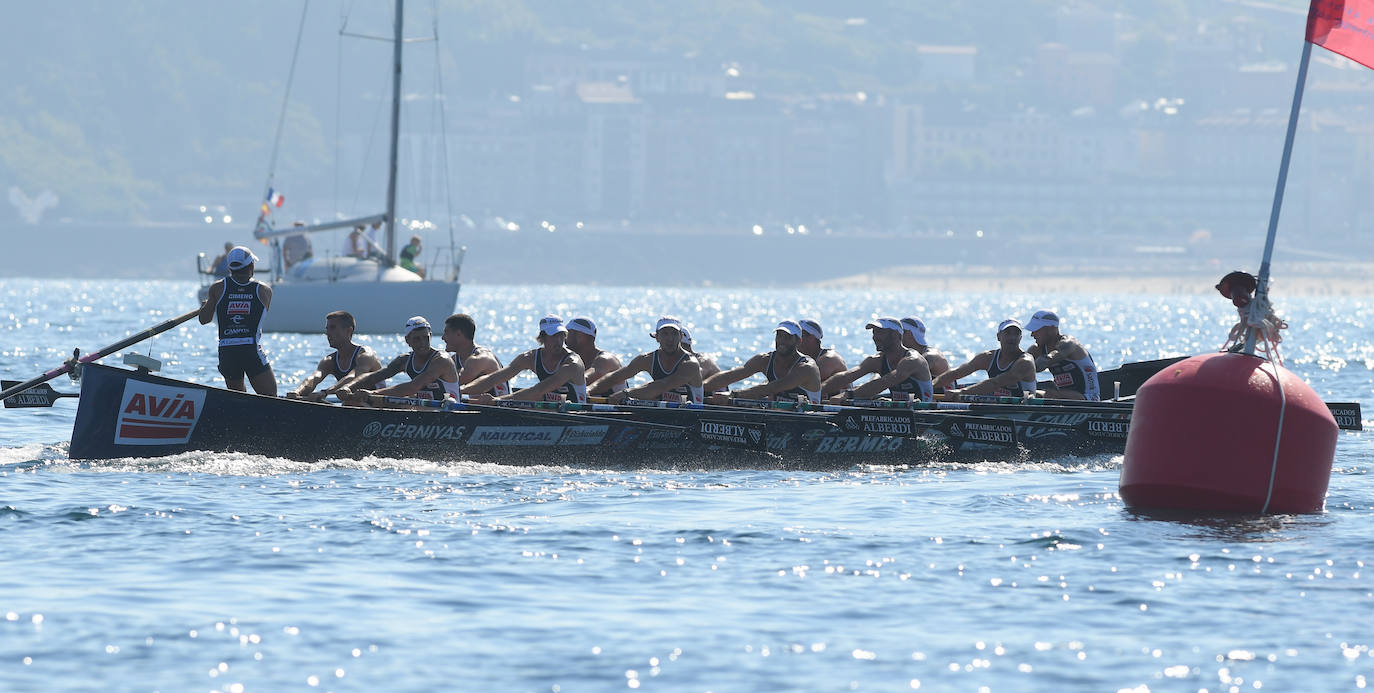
[1,307,200,403]
[0,381,78,408]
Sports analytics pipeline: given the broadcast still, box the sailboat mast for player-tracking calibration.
[384,0,403,265]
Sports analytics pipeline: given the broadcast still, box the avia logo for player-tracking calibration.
[227,300,251,315]
[115,380,207,445]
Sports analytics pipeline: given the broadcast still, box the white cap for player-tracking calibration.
[1026,310,1060,333]
[567,317,597,336]
[775,320,801,337]
[799,319,823,340]
[900,317,927,346]
[652,316,684,338]
[865,317,902,333]
[997,318,1022,335]
[404,316,431,335]
[680,326,693,346]
[538,315,567,336]
[226,246,258,270]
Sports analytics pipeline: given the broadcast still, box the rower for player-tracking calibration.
[338,316,459,404]
[464,315,588,403]
[821,317,934,402]
[900,316,951,378]
[702,320,822,404]
[1025,309,1100,401]
[590,316,703,405]
[680,326,723,383]
[797,319,848,381]
[441,313,511,397]
[933,318,1038,398]
[197,245,276,395]
[287,310,383,401]
[566,317,626,396]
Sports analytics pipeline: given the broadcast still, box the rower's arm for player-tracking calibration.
[932,352,989,389]
[589,354,648,394]
[322,350,383,395]
[735,359,820,399]
[702,354,767,393]
[346,357,405,391]
[623,357,701,401]
[820,359,876,397]
[956,356,1036,395]
[375,353,457,397]
[466,352,532,397]
[258,282,273,311]
[458,353,500,386]
[584,353,622,386]
[853,355,931,400]
[197,281,223,325]
[503,357,585,401]
[289,356,335,398]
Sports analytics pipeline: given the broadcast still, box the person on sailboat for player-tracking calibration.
[701,320,823,404]
[205,241,234,278]
[441,313,511,397]
[821,317,934,403]
[590,317,704,405]
[347,226,370,260]
[282,221,313,271]
[899,317,951,379]
[198,246,277,396]
[934,319,1038,398]
[1025,310,1100,401]
[399,235,425,278]
[797,319,849,381]
[565,317,626,396]
[337,316,459,405]
[287,310,383,401]
[464,316,588,404]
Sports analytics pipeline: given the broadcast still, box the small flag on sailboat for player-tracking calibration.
[1307,0,1374,70]
[267,189,285,207]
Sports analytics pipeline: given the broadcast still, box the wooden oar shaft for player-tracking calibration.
[1,307,200,402]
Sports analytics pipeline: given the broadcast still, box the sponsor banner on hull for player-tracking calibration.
[812,435,904,454]
[558,425,609,446]
[945,418,1016,445]
[362,421,469,441]
[837,411,915,436]
[1085,419,1130,439]
[469,426,563,446]
[1328,402,1363,431]
[115,381,207,445]
[698,419,766,450]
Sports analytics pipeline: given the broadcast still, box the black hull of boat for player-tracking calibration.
[69,364,1129,466]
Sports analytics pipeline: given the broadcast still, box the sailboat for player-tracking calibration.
[203,0,464,334]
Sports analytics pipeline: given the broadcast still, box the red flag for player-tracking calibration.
[1307,0,1374,70]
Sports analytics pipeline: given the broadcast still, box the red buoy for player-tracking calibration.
[1120,352,1338,513]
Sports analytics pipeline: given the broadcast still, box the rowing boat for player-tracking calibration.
[58,360,1159,466]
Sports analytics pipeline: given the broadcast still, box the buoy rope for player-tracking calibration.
[1223,293,1288,365]
[1259,355,1288,515]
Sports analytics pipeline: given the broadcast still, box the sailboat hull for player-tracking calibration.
[264,279,460,333]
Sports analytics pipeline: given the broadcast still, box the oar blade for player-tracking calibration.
[1,380,66,408]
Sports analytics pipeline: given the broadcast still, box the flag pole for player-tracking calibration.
[1243,39,1314,356]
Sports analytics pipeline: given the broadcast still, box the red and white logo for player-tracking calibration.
[115,381,207,445]
[227,300,251,315]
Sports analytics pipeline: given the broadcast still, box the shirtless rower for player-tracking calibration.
[198,246,276,395]
[590,316,703,405]
[566,317,625,396]
[465,316,587,403]
[900,317,950,378]
[440,313,511,397]
[933,319,1038,398]
[821,317,934,403]
[1025,310,1100,401]
[797,319,848,381]
[702,320,822,404]
[288,310,383,401]
[337,316,460,405]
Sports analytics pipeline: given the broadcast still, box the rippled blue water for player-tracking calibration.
[2,279,1372,691]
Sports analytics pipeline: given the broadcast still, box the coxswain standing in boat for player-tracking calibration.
[702,320,822,404]
[338,316,459,405]
[821,317,934,403]
[797,319,848,381]
[464,316,588,403]
[287,310,383,401]
[900,317,951,379]
[566,317,626,396]
[1025,309,1100,401]
[933,319,1038,398]
[198,246,276,395]
[441,313,511,397]
[591,316,704,405]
